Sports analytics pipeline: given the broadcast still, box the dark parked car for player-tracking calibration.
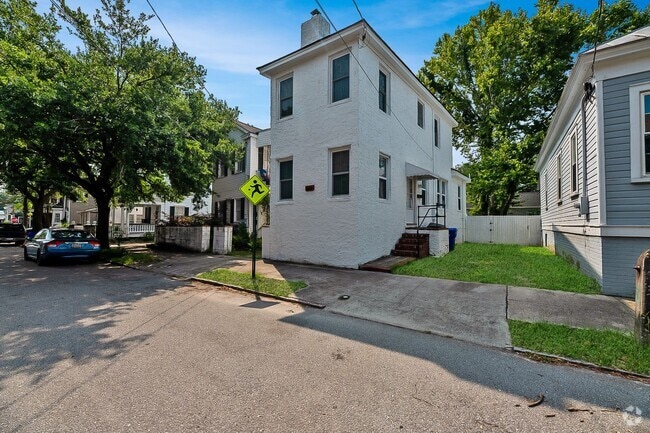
[0,223,26,245]
[24,228,101,265]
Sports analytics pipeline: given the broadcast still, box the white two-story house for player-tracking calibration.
[257,11,459,268]
[212,121,270,232]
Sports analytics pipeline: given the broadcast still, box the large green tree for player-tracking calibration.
[1,0,240,247]
[419,0,650,215]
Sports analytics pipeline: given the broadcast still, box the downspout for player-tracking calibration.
[579,81,594,220]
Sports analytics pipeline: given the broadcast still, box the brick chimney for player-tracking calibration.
[301,9,330,47]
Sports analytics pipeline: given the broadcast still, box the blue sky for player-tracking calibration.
[39,0,646,164]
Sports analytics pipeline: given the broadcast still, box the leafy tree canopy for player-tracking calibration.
[0,0,240,247]
[420,0,650,215]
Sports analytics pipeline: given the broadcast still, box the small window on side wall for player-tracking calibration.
[331,149,350,196]
[279,159,293,200]
[279,77,293,118]
[379,155,389,199]
[417,101,424,128]
[378,70,387,113]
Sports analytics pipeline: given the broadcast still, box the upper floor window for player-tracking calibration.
[570,132,578,194]
[379,154,389,199]
[457,185,461,211]
[417,101,424,128]
[235,149,246,174]
[280,77,293,118]
[279,159,293,200]
[434,117,440,147]
[332,54,350,103]
[378,70,387,112]
[331,149,350,196]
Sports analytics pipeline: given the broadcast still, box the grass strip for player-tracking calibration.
[509,320,650,375]
[198,268,307,298]
[394,243,600,294]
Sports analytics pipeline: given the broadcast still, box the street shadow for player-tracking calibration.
[280,308,649,417]
[0,248,188,402]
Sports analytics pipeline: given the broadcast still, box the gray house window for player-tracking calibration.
[279,159,293,200]
[643,94,650,175]
[280,77,293,118]
[556,153,562,202]
[332,54,350,103]
[434,117,440,147]
[570,132,578,194]
[417,101,424,128]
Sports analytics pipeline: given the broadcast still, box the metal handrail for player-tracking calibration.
[415,204,447,241]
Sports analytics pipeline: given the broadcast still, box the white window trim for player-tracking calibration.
[417,100,425,129]
[570,131,578,195]
[329,146,351,199]
[433,116,440,147]
[278,157,293,201]
[330,52,351,105]
[378,67,390,114]
[379,153,390,200]
[556,152,563,203]
[630,82,650,182]
[278,74,294,120]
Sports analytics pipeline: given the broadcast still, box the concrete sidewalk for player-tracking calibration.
[133,247,635,349]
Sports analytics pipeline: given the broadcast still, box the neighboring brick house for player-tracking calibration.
[257,12,461,268]
[535,26,650,297]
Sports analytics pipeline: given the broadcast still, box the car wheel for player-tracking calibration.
[23,247,30,261]
[36,249,45,266]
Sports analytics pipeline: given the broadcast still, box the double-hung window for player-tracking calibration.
[434,117,440,147]
[332,149,350,196]
[436,179,447,206]
[279,159,293,200]
[570,132,578,194]
[280,77,293,118]
[379,155,389,199]
[378,70,387,112]
[642,93,650,176]
[332,54,350,103]
[628,84,650,181]
[556,153,562,202]
[417,101,424,128]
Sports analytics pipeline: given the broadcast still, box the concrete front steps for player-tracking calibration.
[391,233,429,258]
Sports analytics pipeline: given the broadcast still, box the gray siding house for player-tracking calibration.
[535,26,650,297]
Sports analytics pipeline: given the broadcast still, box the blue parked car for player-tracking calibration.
[24,228,101,265]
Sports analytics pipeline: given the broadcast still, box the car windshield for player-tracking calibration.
[52,230,93,240]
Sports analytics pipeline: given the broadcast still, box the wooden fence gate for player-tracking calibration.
[465,215,541,246]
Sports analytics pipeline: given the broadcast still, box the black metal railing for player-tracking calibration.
[416,204,446,238]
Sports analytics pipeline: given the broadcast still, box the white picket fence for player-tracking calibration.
[465,215,541,246]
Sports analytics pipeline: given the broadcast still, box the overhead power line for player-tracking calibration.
[314,0,434,159]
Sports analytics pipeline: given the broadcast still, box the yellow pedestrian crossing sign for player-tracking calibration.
[240,174,269,205]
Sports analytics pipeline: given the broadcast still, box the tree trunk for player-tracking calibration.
[31,195,46,231]
[95,195,112,249]
[22,196,29,227]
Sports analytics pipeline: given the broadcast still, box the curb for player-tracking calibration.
[190,277,326,309]
[512,346,650,382]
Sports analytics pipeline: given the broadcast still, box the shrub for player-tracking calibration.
[232,222,250,250]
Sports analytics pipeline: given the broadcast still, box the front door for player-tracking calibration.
[406,178,416,225]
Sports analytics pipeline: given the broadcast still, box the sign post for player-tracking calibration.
[239,175,270,279]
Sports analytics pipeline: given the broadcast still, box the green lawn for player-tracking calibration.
[197,269,307,298]
[509,320,650,375]
[394,243,600,294]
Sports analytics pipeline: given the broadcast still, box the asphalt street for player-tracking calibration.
[1,245,649,432]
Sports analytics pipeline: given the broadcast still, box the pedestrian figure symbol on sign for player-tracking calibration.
[249,179,264,197]
[239,174,269,206]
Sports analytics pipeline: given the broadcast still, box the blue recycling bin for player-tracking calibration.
[448,227,458,251]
